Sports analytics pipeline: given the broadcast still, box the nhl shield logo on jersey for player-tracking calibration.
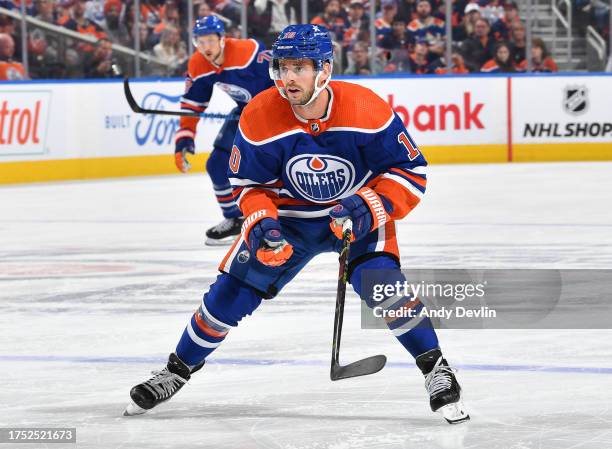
[286,154,355,203]
[563,85,588,115]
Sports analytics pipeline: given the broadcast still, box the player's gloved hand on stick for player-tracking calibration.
[245,216,293,267]
[329,187,393,242]
[175,137,195,173]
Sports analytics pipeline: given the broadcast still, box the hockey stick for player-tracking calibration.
[123,78,238,120]
[330,219,387,381]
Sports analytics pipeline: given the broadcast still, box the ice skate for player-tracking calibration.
[205,217,243,246]
[124,353,203,416]
[416,349,470,424]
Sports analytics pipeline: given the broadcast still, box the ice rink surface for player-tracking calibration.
[1,162,612,449]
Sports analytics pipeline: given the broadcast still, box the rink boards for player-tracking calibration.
[0,73,611,184]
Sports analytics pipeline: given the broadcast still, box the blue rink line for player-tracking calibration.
[1,355,612,375]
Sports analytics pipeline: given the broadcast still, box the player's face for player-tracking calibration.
[196,34,222,62]
[278,59,318,106]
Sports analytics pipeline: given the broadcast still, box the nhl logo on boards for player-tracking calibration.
[563,86,588,115]
[286,154,355,203]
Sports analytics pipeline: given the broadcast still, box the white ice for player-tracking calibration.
[1,162,612,449]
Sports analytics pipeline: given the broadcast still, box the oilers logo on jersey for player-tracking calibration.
[286,154,355,203]
[228,81,426,223]
[216,82,253,104]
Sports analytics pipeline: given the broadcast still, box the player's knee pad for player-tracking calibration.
[350,255,405,309]
[202,273,263,328]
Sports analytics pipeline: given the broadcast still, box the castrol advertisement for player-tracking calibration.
[0,90,51,156]
[0,81,233,162]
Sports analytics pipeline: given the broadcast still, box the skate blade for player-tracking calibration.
[123,401,147,416]
[205,236,237,246]
[437,401,470,424]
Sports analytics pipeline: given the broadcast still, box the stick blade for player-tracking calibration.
[330,355,387,381]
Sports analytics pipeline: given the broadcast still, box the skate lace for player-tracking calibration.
[142,368,188,400]
[211,218,236,233]
[424,359,456,397]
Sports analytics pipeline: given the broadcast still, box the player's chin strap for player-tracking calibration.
[301,68,332,107]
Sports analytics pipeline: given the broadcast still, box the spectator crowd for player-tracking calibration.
[0,0,566,80]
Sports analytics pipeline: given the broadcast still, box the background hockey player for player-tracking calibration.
[174,15,274,245]
[127,24,469,424]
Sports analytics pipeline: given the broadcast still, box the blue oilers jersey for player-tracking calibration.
[175,38,274,144]
[180,38,273,113]
[227,81,428,223]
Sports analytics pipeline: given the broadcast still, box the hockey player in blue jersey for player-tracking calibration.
[126,24,469,424]
[175,15,274,245]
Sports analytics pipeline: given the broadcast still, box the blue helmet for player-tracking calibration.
[270,24,334,106]
[271,24,333,71]
[193,15,225,38]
